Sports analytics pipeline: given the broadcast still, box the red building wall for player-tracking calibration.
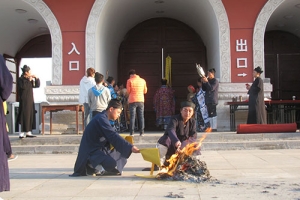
[222,0,267,83]
[44,0,269,84]
[44,0,95,85]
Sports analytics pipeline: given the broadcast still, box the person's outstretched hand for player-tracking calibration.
[175,141,181,149]
[132,146,140,153]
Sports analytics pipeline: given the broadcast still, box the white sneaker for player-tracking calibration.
[88,164,105,176]
[95,165,104,173]
[8,154,18,162]
[25,131,36,138]
[19,132,25,139]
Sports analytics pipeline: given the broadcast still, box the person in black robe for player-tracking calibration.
[16,65,40,138]
[246,66,267,124]
[157,101,198,167]
[71,99,140,176]
[0,54,13,192]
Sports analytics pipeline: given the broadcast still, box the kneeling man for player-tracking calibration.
[71,99,140,176]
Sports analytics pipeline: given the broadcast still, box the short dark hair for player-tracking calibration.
[94,72,104,84]
[161,78,167,85]
[180,101,195,109]
[106,99,123,110]
[106,76,114,84]
[117,82,123,88]
[86,68,95,77]
[208,68,216,74]
[128,69,136,76]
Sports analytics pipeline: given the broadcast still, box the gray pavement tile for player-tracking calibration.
[208,169,243,179]
[10,187,82,199]
[138,182,199,196]
[135,195,202,200]
[4,198,72,200]
[238,168,293,179]
[71,197,136,200]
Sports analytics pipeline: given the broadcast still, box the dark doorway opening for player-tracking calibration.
[118,18,207,130]
[265,31,300,100]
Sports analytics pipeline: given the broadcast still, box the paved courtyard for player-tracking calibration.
[1,149,300,200]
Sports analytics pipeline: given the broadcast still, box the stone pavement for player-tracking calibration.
[1,149,300,200]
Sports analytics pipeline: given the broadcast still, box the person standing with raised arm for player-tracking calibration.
[201,68,219,131]
[17,65,40,138]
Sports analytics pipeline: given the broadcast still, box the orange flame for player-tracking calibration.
[161,127,212,176]
[181,127,212,156]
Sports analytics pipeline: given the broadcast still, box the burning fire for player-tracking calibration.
[158,127,212,176]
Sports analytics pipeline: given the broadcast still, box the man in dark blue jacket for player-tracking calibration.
[71,99,140,176]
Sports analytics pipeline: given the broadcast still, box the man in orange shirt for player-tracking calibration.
[126,69,147,136]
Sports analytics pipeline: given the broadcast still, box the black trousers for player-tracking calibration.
[206,103,217,117]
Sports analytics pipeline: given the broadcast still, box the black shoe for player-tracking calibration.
[26,134,36,138]
[19,136,25,139]
[140,133,144,137]
[130,133,134,137]
[98,168,121,176]
[86,164,97,175]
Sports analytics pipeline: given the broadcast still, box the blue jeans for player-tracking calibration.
[83,103,92,128]
[129,102,145,134]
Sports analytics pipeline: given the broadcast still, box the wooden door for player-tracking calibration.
[118,18,207,130]
[265,31,300,100]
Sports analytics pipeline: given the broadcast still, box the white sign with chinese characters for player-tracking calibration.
[236,39,247,52]
[237,58,247,68]
[69,61,79,71]
[236,39,248,75]
[68,42,80,71]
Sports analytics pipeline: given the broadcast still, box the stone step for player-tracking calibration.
[9,132,300,145]
[11,140,300,154]
[9,131,300,154]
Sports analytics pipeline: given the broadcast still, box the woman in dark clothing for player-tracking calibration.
[17,65,40,138]
[201,68,219,131]
[157,101,197,167]
[246,66,267,124]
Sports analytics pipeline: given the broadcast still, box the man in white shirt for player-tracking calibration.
[79,68,96,128]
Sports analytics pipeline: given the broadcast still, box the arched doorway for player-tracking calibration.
[118,18,207,130]
[16,34,52,58]
[15,34,52,101]
[265,31,300,100]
